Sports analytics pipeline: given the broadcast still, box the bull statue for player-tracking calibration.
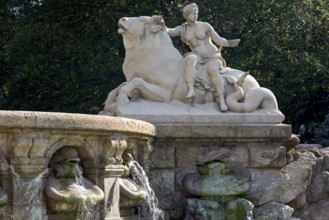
[103,15,279,114]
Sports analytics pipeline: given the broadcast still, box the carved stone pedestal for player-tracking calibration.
[104,166,125,220]
[147,121,293,219]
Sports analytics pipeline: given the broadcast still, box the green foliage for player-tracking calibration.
[0,0,328,141]
[314,113,329,147]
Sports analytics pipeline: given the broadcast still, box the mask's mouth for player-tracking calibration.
[64,157,80,165]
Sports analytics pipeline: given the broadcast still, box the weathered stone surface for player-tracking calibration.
[182,162,249,197]
[321,148,329,170]
[249,145,286,168]
[279,134,300,151]
[0,152,8,206]
[156,123,291,139]
[176,146,204,169]
[247,152,316,205]
[305,147,329,203]
[0,111,155,136]
[158,191,186,220]
[254,201,294,220]
[307,169,329,202]
[112,100,285,124]
[287,192,307,210]
[184,198,225,220]
[296,144,322,150]
[294,199,329,220]
[196,147,249,169]
[175,168,196,191]
[0,186,7,205]
[148,169,175,199]
[226,198,254,220]
[149,145,175,169]
[176,145,248,170]
[148,122,293,219]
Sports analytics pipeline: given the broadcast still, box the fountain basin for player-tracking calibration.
[0,110,156,219]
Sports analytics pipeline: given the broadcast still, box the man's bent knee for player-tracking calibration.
[184,55,197,66]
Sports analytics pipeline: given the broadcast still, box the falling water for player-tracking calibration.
[75,165,100,220]
[10,165,48,220]
[128,161,167,220]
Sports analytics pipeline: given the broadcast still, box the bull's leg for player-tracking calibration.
[129,78,172,102]
[116,78,172,105]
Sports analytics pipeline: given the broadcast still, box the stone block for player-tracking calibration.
[254,201,294,220]
[175,168,196,191]
[115,100,286,125]
[178,145,249,169]
[214,147,249,169]
[158,191,186,219]
[294,199,329,220]
[0,111,36,128]
[249,145,286,168]
[156,124,292,139]
[150,145,175,169]
[176,146,203,168]
[287,192,307,210]
[9,136,33,162]
[231,168,250,183]
[296,144,322,150]
[0,134,8,156]
[247,152,316,206]
[148,169,175,199]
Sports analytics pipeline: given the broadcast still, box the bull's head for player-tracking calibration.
[118,15,165,49]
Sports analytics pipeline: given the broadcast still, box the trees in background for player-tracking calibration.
[0,0,328,142]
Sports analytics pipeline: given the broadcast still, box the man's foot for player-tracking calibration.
[186,89,196,98]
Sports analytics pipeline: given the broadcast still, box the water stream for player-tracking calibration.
[74,165,100,220]
[128,161,167,220]
[11,166,48,220]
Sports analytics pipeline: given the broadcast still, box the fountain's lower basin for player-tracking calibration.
[0,111,155,219]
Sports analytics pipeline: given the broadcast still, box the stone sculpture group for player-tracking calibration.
[0,3,327,220]
[103,3,279,116]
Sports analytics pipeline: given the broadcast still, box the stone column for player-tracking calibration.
[103,165,125,220]
[8,135,48,220]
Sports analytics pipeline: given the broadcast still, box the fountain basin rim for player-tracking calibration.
[0,111,155,136]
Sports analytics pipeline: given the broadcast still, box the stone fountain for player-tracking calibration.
[0,111,156,219]
[2,4,329,220]
[99,4,329,220]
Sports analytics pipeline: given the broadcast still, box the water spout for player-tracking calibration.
[10,165,48,220]
[128,160,166,220]
[45,147,104,218]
